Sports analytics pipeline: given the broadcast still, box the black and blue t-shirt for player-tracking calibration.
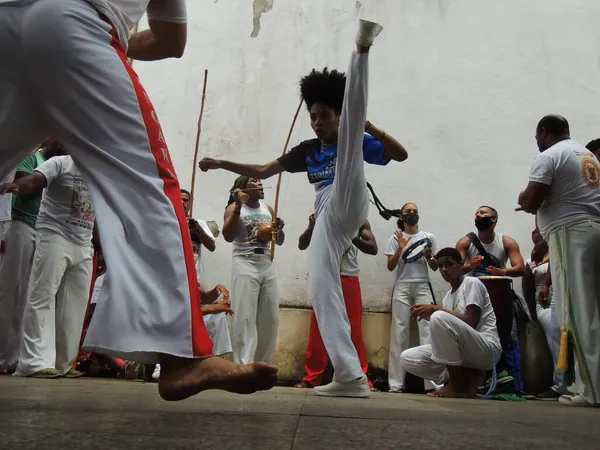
[277,134,389,192]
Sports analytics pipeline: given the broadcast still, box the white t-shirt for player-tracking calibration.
[91,273,106,305]
[193,218,215,285]
[232,202,272,258]
[340,245,360,277]
[384,230,437,283]
[35,156,95,246]
[529,139,600,235]
[442,277,501,348]
[0,170,16,221]
[85,0,187,53]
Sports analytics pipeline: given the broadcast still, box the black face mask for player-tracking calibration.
[475,216,495,231]
[403,213,419,226]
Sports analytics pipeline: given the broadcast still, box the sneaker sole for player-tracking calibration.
[313,389,371,398]
[63,374,84,379]
[536,397,559,401]
[30,374,61,379]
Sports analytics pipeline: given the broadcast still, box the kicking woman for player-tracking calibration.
[200,20,408,397]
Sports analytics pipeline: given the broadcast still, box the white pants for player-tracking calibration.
[0,0,214,363]
[549,220,600,404]
[536,301,567,393]
[388,281,439,390]
[14,228,93,376]
[204,313,233,356]
[308,52,370,383]
[401,311,501,385]
[0,221,37,369]
[230,256,279,365]
[0,219,11,269]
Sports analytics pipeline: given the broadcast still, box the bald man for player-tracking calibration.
[518,114,600,407]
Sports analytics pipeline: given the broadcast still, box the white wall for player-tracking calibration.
[135,0,600,311]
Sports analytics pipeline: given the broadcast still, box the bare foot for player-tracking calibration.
[158,355,278,401]
[295,380,313,389]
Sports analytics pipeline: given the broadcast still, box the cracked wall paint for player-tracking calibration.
[251,0,274,38]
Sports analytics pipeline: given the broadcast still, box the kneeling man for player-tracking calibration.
[400,247,501,398]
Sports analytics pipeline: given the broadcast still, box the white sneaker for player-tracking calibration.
[388,385,404,393]
[152,364,161,380]
[313,375,371,398]
[558,394,596,407]
[356,19,384,48]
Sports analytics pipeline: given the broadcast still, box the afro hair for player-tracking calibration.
[300,67,346,115]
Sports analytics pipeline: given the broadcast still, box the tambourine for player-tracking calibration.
[402,237,432,263]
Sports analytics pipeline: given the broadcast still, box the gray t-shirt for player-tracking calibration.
[35,156,95,246]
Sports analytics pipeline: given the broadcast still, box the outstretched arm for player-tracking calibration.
[0,171,47,196]
[199,158,284,180]
[366,122,408,162]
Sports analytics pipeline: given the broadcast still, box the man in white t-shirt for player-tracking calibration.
[1,155,95,378]
[0,0,278,399]
[517,115,600,407]
[384,203,441,393]
[401,247,501,398]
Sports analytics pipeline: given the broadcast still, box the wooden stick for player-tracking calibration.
[270,97,304,261]
[242,187,272,192]
[189,69,209,217]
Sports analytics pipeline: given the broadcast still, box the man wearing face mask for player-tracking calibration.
[385,203,441,393]
[456,206,525,279]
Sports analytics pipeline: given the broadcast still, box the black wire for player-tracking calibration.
[366,182,403,221]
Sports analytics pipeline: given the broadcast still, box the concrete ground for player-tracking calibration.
[1,377,599,449]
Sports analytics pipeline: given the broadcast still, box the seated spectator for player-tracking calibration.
[401,248,501,398]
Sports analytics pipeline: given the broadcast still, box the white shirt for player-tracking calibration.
[0,170,16,221]
[86,0,187,53]
[35,156,95,246]
[529,139,600,236]
[232,202,272,258]
[466,232,508,277]
[442,277,501,348]
[193,218,214,285]
[340,245,360,277]
[384,230,437,284]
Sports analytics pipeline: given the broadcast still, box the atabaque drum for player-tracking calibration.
[479,276,513,348]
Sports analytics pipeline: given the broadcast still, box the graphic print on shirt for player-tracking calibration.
[243,212,272,247]
[68,174,95,232]
[581,156,600,189]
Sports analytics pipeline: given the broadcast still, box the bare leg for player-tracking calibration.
[158,355,278,401]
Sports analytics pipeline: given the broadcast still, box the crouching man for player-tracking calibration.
[400,247,501,398]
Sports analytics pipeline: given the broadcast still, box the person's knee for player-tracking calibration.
[429,310,454,334]
[400,348,419,369]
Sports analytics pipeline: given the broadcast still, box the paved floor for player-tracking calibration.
[1,377,599,449]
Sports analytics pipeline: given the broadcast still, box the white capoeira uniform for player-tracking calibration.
[229,201,279,365]
[15,155,95,376]
[401,277,502,384]
[529,139,600,404]
[0,0,214,363]
[527,258,567,394]
[193,218,215,288]
[385,229,440,392]
[0,153,46,371]
[277,51,388,384]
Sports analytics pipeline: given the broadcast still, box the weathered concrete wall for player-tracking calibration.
[135,0,600,314]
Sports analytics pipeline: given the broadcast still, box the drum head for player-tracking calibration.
[402,237,431,263]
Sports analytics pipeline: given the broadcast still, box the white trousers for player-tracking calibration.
[14,228,93,376]
[549,220,600,404]
[401,311,502,385]
[536,301,567,393]
[388,281,439,390]
[0,220,11,269]
[230,256,279,365]
[204,313,233,356]
[0,221,37,369]
[153,312,233,379]
[0,0,214,363]
[308,52,370,383]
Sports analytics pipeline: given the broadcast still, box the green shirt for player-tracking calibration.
[12,152,46,228]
